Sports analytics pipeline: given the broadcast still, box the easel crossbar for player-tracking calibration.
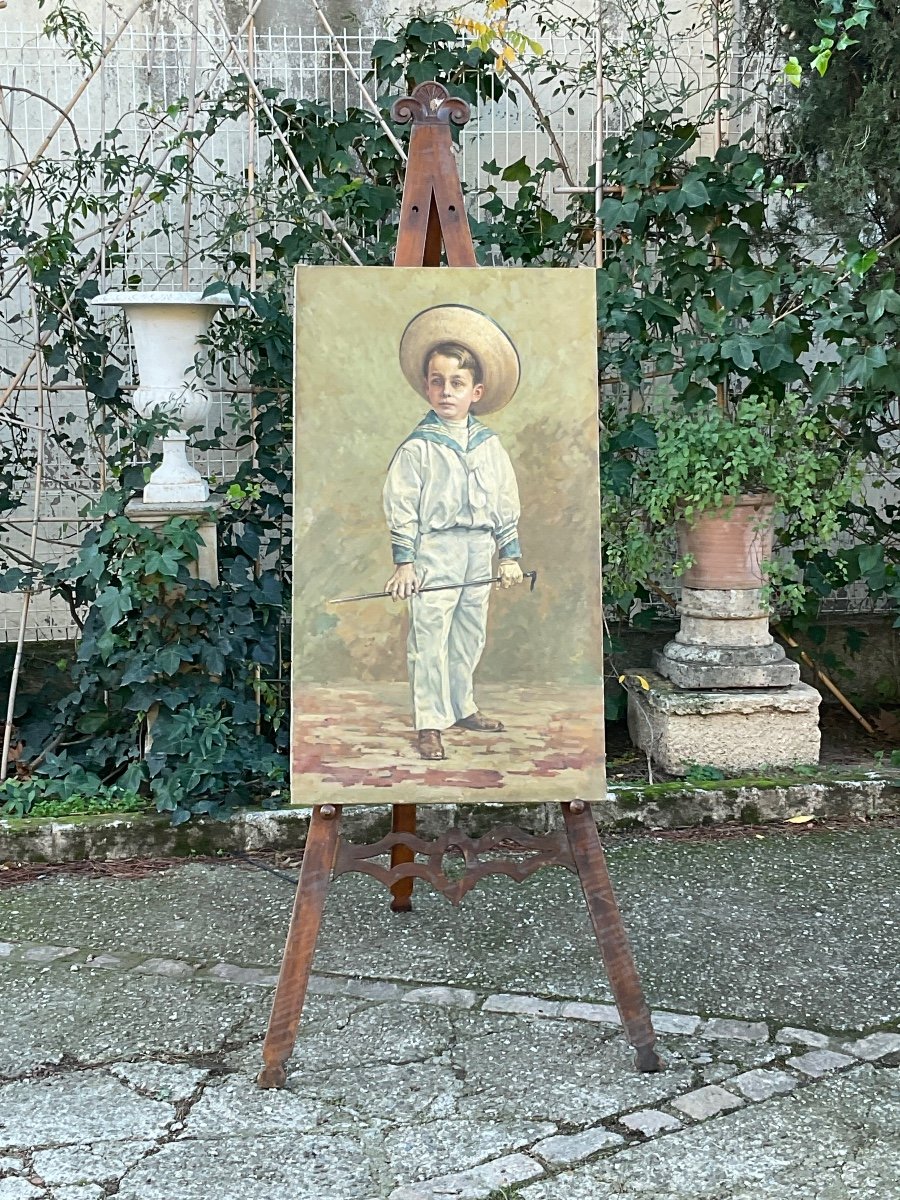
[333,825,576,906]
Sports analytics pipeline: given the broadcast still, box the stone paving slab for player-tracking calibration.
[728,1067,799,1102]
[443,1010,694,1124]
[842,1031,900,1061]
[0,834,898,1199]
[388,1152,545,1200]
[671,1083,744,1121]
[3,830,900,1028]
[30,1143,156,1188]
[786,1048,857,1077]
[0,1182,45,1200]
[0,1071,174,1145]
[519,1066,900,1200]
[116,1132,378,1200]
[380,1117,556,1187]
[0,966,270,1079]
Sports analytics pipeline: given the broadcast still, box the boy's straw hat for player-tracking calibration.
[399,304,520,415]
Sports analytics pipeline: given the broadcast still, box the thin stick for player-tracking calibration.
[206,0,363,264]
[12,0,147,194]
[0,67,15,183]
[709,0,728,410]
[503,60,575,188]
[97,0,109,495]
[594,0,605,269]
[309,0,408,163]
[1,280,47,782]
[247,0,259,293]
[0,410,46,433]
[0,0,279,413]
[774,625,877,736]
[554,184,679,195]
[247,0,262,735]
[181,0,201,290]
[711,0,726,155]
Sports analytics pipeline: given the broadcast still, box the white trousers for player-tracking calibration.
[408,528,494,731]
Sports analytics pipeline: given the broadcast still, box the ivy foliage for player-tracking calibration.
[773,0,900,255]
[589,120,887,615]
[0,15,508,820]
[2,9,900,808]
[370,17,507,106]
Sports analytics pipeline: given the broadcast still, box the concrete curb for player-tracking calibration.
[1,773,898,863]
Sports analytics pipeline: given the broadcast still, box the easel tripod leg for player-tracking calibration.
[390,803,416,912]
[257,804,342,1089]
[562,801,664,1073]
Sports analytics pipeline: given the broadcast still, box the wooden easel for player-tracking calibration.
[257,82,663,1089]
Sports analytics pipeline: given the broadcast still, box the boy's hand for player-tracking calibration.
[498,560,524,589]
[385,563,420,600]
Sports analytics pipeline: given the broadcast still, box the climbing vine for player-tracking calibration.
[2,3,900,813]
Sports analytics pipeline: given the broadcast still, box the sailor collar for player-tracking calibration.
[402,410,496,454]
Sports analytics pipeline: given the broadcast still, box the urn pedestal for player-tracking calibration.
[653,587,800,689]
[628,495,819,776]
[124,498,224,586]
[655,494,799,690]
[627,670,821,776]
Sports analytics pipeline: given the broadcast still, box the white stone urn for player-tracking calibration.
[91,290,227,504]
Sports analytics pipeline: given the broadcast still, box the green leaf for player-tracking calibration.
[75,710,109,734]
[602,459,634,496]
[758,342,794,372]
[865,290,889,323]
[95,586,133,630]
[721,336,755,371]
[500,157,534,184]
[143,547,184,578]
[784,57,803,87]
[849,249,879,276]
[679,178,710,208]
[845,345,888,385]
[858,543,884,575]
[844,626,867,653]
[155,645,184,676]
[86,365,124,400]
[713,225,749,261]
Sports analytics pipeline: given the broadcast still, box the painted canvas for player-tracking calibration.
[292,266,604,805]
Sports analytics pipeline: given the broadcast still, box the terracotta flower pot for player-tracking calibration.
[676,493,775,591]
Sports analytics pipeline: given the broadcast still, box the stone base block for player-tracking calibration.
[627,670,821,776]
[125,498,223,586]
[654,643,801,689]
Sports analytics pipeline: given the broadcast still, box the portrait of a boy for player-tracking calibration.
[292,265,604,807]
[383,305,525,760]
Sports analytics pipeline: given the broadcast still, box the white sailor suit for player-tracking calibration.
[383,410,521,731]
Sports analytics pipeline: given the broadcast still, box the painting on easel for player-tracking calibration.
[292,265,604,805]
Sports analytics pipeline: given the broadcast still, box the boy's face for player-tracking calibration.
[423,352,484,422]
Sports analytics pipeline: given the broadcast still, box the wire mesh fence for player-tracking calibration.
[0,11,791,643]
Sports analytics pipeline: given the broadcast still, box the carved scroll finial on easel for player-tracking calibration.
[391,81,476,268]
[391,81,471,128]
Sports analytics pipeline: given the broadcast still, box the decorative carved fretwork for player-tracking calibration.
[332,824,576,907]
[391,81,471,128]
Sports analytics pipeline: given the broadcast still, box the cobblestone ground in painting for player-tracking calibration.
[1,827,899,1199]
[292,683,603,802]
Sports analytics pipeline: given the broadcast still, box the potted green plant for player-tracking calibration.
[643,385,857,602]
[594,119,866,625]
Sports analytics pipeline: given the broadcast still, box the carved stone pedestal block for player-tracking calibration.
[654,588,800,689]
[627,670,821,776]
[125,498,223,586]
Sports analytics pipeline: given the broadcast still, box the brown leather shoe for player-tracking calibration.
[455,711,505,732]
[417,729,446,760]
